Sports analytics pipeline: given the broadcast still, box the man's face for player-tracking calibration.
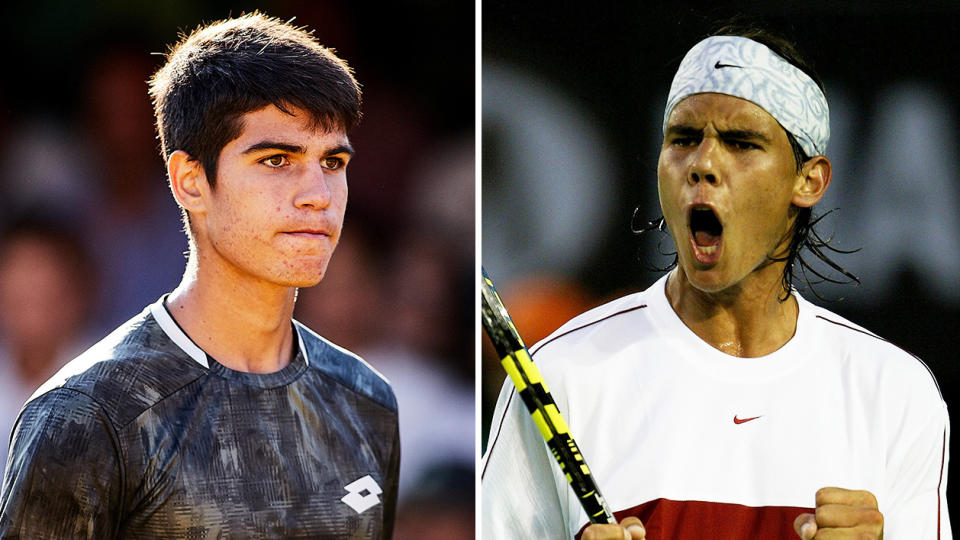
[198,104,352,288]
[657,93,800,294]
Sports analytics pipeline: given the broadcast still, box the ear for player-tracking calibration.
[791,155,832,208]
[167,150,210,216]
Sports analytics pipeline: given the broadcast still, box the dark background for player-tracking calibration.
[482,0,960,524]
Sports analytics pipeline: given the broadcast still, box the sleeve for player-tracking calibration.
[481,378,569,539]
[381,419,400,540]
[0,389,124,539]
[881,377,951,539]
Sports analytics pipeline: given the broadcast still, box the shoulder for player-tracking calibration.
[14,386,119,449]
[529,286,654,360]
[799,296,944,401]
[4,388,124,538]
[295,322,397,412]
[27,304,208,429]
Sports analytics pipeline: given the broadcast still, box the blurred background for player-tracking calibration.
[0,1,474,538]
[482,0,960,523]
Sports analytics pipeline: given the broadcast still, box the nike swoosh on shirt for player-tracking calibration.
[733,415,762,424]
[714,61,743,69]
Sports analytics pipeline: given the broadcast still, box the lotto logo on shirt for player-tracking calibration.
[341,475,383,513]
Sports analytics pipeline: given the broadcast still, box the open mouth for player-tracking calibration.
[689,206,723,262]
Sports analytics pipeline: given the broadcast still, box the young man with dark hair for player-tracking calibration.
[0,13,399,538]
[482,27,949,540]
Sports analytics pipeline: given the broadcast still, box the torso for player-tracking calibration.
[485,274,946,539]
[2,300,398,539]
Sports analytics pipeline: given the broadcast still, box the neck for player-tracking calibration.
[166,252,297,374]
[665,262,798,358]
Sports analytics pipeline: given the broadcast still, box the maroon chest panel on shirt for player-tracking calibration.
[575,498,812,540]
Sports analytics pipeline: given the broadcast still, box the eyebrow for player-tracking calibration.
[326,143,355,157]
[665,125,773,145]
[719,129,773,145]
[241,140,355,156]
[665,125,703,139]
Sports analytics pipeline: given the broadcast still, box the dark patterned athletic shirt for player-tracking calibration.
[0,297,399,539]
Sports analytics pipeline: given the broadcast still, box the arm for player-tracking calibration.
[883,400,950,539]
[481,380,569,538]
[0,389,124,538]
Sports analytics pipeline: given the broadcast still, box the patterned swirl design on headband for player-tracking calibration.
[662,35,829,157]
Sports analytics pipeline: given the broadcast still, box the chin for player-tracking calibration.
[262,266,327,288]
[680,262,731,294]
[688,276,727,294]
[284,276,324,288]
[277,269,327,288]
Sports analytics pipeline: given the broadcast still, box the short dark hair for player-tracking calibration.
[638,23,858,298]
[149,12,361,187]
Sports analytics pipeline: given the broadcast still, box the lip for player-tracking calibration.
[689,235,722,266]
[283,229,331,239]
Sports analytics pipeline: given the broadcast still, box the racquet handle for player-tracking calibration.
[481,266,616,525]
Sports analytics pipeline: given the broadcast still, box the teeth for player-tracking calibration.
[698,245,717,255]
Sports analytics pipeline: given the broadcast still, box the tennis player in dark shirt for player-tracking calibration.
[0,12,399,538]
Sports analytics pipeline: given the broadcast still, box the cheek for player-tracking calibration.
[657,160,684,222]
[738,173,795,235]
[208,190,269,246]
[656,148,673,186]
[332,176,349,209]
[325,177,349,234]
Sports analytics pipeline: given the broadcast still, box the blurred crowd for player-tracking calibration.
[0,2,474,538]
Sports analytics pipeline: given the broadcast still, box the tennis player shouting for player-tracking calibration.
[482,26,949,540]
[0,13,398,538]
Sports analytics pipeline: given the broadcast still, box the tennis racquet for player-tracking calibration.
[481,266,616,525]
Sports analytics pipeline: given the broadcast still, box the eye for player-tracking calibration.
[729,140,760,151]
[322,156,346,170]
[260,155,288,168]
[670,137,698,147]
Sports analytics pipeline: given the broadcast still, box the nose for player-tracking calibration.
[294,163,333,209]
[688,138,720,186]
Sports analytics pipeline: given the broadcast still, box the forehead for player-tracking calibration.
[232,104,349,146]
[667,93,785,136]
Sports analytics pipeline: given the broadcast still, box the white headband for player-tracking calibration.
[663,35,830,157]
